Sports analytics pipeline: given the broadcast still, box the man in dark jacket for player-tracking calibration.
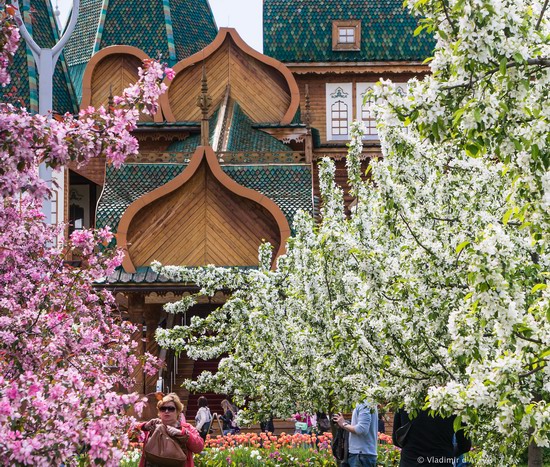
[392,409,471,467]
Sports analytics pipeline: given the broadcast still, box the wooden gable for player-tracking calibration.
[161,28,300,124]
[80,46,162,122]
[116,147,291,272]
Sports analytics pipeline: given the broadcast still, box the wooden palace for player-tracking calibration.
[2,0,432,420]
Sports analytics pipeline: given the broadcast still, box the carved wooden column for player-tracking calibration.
[127,293,146,395]
[304,84,313,164]
[144,304,162,395]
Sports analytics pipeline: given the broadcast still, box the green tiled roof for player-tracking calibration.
[97,163,186,232]
[96,163,313,236]
[167,104,293,154]
[0,0,77,114]
[65,0,218,103]
[96,265,258,286]
[167,109,218,152]
[227,104,291,152]
[224,165,313,227]
[263,0,434,62]
[98,266,175,285]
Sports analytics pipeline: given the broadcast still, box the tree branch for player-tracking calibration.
[536,0,549,30]
[399,212,437,258]
[420,333,457,381]
[443,58,550,90]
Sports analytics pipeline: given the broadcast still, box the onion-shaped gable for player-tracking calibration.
[160,28,300,125]
[79,45,162,122]
[116,146,291,273]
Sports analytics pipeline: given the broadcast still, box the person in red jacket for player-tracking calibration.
[138,393,204,467]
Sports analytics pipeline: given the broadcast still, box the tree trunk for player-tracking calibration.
[528,438,543,467]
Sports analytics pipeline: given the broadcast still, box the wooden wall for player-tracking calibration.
[295,73,423,145]
[90,54,153,122]
[126,160,281,267]
[168,37,291,123]
[68,157,106,187]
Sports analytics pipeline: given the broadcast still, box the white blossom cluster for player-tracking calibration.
[154,0,550,463]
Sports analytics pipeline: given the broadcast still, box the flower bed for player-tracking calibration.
[122,432,401,466]
[195,431,401,466]
[197,432,334,466]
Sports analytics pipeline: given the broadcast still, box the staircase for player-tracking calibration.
[185,358,224,420]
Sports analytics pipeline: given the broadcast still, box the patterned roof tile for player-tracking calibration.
[96,265,257,286]
[0,0,77,114]
[65,0,217,102]
[96,162,313,236]
[263,0,434,63]
[227,103,291,152]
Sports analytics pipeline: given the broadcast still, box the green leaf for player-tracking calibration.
[466,143,480,157]
[453,415,462,432]
[503,208,515,226]
[531,144,540,160]
[531,283,547,293]
[513,52,524,63]
[474,108,482,123]
[455,241,470,254]
[499,57,508,76]
[453,107,465,126]
[414,24,424,36]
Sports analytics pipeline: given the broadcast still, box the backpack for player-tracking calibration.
[199,407,212,437]
[331,426,349,462]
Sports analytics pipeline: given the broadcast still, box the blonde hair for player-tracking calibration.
[157,393,184,414]
[221,399,236,415]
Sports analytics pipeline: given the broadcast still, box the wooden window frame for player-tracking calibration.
[332,20,361,51]
[331,100,349,136]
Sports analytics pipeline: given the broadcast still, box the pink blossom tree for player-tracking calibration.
[0,4,171,465]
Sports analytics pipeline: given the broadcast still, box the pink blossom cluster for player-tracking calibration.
[0,4,19,86]
[0,4,168,465]
[0,199,161,465]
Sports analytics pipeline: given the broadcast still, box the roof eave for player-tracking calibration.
[284,61,430,74]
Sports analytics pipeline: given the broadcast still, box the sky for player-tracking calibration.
[54,0,264,52]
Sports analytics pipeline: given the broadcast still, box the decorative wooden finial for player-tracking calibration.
[197,65,212,146]
[304,84,311,130]
[304,84,313,164]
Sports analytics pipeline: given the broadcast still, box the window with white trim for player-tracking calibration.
[356,83,377,139]
[356,82,409,140]
[326,83,353,141]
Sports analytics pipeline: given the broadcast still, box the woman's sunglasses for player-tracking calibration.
[159,406,176,412]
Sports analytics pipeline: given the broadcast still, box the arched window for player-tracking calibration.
[361,88,376,136]
[331,100,348,136]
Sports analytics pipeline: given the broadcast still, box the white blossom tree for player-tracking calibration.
[154,0,550,464]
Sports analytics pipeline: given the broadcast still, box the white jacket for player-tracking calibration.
[195,406,212,431]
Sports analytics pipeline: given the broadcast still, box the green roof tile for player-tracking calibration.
[227,103,292,152]
[0,0,77,114]
[96,163,187,232]
[263,0,434,63]
[96,265,258,286]
[96,162,313,236]
[65,0,218,102]
[166,109,218,151]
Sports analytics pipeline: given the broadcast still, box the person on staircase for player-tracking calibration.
[220,399,239,435]
[195,396,213,440]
